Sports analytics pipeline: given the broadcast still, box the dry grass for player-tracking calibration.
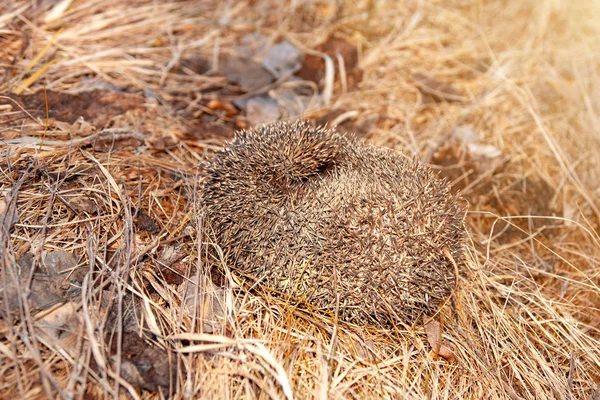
[1,0,599,398]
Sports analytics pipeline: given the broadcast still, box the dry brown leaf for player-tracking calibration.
[424,317,455,362]
[69,196,99,214]
[263,40,304,78]
[353,334,378,363]
[44,250,80,276]
[296,35,362,90]
[245,96,281,126]
[180,275,236,334]
[221,56,273,92]
[109,331,177,395]
[135,209,160,234]
[35,301,81,357]
[156,245,186,284]
[1,254,63,313]
[207,99,239,116]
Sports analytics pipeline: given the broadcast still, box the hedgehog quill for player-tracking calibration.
[201,120,466,327]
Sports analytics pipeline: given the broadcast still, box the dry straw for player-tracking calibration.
[1,0,599,399]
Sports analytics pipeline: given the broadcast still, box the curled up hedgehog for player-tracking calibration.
[201,120,466,327]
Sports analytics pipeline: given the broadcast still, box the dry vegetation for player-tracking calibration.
[1,0,599,399]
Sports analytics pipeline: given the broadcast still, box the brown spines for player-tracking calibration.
[201,120,466,326]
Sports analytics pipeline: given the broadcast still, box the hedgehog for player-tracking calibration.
[201,120,466,326]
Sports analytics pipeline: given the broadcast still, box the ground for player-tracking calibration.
[1,1,599,399]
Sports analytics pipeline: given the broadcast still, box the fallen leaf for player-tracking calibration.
[180,275,236,333]
[0,251,86,315]
[296,35,362,90]
[109,332,177,395]
[221,56,273,92]
[158,245,184,266]
[263,40,304,79]
[156,246,186,284]
[1,254,63,313]
[160,262,187,285]
[424,317,455,362]
[437,342,455,362]
[102,291,143,335]
[271,86,313,118]
[353,334,378,363]
[207,99,239,116]
[245,96,280,126]
[44,250,85,297]
[320,36,359,71]
[296,54,324,84]
[136,209,160,234]
[424,317,442,353]
[44,250,80,276]
[69,196,99,214]
[35,301,81,357]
